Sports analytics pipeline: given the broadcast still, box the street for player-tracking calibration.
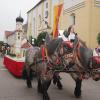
[0,57,100,100]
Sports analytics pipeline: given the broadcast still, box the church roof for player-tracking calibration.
[21,42,32,48]
[16,15,24,23]
[21,39,32,48]
[5,31,15,38]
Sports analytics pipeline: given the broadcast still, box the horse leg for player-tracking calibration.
[56,75,63,90]
[53,73,57,85]
[26,76,32,88]
[74,78,82,98]
[26,68,32,88]
[41,80,51,100]
[37,78,42,93]
[53,73,62,90]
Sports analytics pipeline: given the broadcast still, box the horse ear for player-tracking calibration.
[45,33,52,44]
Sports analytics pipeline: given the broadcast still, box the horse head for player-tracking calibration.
[91,56,100,81]
[46,35,100,81]
[45,37,77,69]
[55,37,79,68]
[75,39,100,81]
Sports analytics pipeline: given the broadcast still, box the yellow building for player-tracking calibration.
[27,0,51,39]
[27,0,100,48]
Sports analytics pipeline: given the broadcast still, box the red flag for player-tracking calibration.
[53,4,63,38]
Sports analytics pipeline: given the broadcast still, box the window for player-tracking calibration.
[46,2,48,8]
[39,15,41,27]
[18,33,20,35]
[17,33,20,39]
[95,0,100,7]
[70,13,75,25]
[18,36,20,39]
[33,18,35,34]
[23,50,26,57]
[64,0,84,10]
[45,10,48,18]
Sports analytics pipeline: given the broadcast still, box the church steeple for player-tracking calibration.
[16,11,24,23]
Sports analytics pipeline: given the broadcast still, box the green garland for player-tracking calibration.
[7,52,16,57]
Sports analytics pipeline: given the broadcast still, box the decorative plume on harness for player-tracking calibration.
[41,45,48,61]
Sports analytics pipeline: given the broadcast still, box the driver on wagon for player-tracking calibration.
[62,25,77,48]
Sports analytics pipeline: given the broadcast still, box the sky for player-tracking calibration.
[0,0,40,41]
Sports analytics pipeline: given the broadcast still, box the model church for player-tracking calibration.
[5,14,32,58]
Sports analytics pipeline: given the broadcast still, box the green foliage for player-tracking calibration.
[36,31,47,46]
[33,38,38,46]
[29,31,53,47]
[97,33,100,45]
[7,52,16,57]
[0,41,4,45]
[0,41,4,49]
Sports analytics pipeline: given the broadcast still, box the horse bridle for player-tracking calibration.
[50,40,77,70]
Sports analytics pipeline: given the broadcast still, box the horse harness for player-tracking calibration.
[55,39,100,79]
[73,41,100,79]
[29,41,100,79]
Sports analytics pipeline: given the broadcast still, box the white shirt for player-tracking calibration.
[93,48,100,56]
[68,32,75,41]
[61,34,69,41]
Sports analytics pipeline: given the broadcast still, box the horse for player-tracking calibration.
[23,45,55,100]
[23,34,100,100]
[51,36,100,98]
[23,37,70,100]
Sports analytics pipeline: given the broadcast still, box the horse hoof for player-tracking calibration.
[27,84,32,88]
[74,90,81,98]
[57,84,63,90]
[75,94,81,98]
[57,82,63,90]
[38,88,42,93]
[27,82,32,88]
[53,79,57,85]
[43,95,50,100]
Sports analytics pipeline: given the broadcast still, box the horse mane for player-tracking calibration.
[78,38,87,48]
[77,39,93,68]
[45,32,53,45]
[46,38,63,55]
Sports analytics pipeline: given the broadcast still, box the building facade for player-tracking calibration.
[27,0,100,48]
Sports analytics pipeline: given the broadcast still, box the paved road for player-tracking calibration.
[0,57,100,100]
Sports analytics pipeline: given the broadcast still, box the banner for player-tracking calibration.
[53,4,63,38]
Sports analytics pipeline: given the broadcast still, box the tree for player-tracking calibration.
[33,38,38,46]
[36,31,47,46]
[0,41,4,51]
[97,33,100,45]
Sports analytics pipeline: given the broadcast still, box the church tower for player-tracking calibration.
[15,13,24,57]
[16,13,24,31]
